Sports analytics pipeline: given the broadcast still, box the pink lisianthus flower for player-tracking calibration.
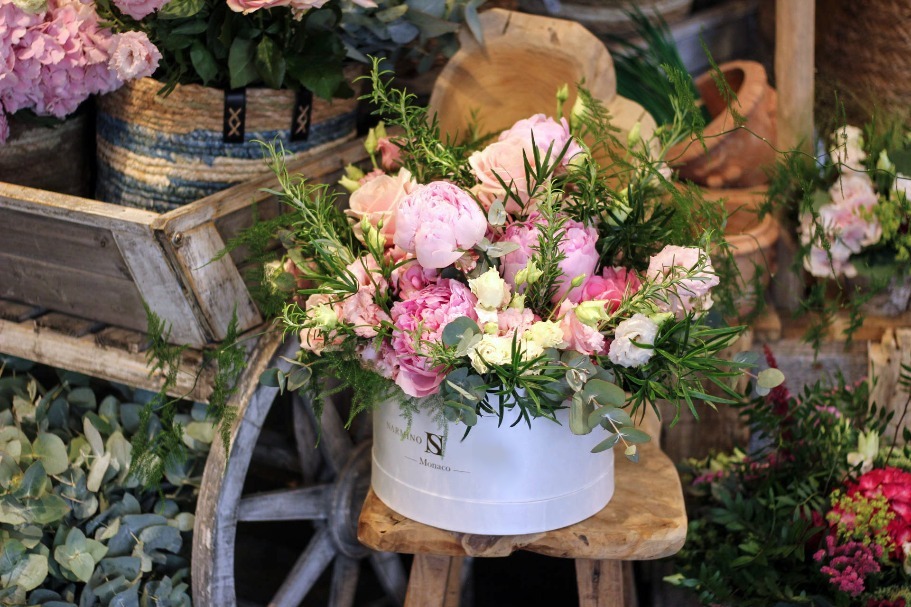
[468,137,533,214]
[226,0,290,13]
[376,137,402,171]
[647,245,719,317]
[498,113,584,165]
[394,181,487,269]
[346,167,416,247]
[571,267,642,312]
[557,301,605,356]
[338,256,391,338]
[359,341,399,381]
[108,31,161,81]
[112,0,170,20]
[389,279,478,397]
[497,307,538,337]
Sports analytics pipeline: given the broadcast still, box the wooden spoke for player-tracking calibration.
[328,555,360,607]
[236,485,332,522]
[268,526,337,607]
[369,551,408,607]
[308,394,353,475]
[292,392,321,484]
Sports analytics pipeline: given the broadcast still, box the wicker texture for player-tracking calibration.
[95,67,360,211]
[0,114,91,197]
[817,0,911,124]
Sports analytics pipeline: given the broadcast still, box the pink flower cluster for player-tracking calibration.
[0,0,160,143]
[814,534,882,597]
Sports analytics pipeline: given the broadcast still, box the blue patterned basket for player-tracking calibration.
[95,68,360,211]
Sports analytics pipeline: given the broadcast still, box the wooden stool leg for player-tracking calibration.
[405,554,463,607]
[576,559,636,607]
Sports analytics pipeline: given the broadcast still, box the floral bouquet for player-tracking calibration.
[261,61,754,458]
[0,0,160,142]
[668,348,911,606]
[95,0,482,100]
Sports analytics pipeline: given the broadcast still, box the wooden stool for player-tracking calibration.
[357,411,687,607]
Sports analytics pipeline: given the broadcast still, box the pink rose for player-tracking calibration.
[376,137,402,171]
[394,181,487,269]
[468,138,533,214]
[226,0,290,13]
[390,279,478,397]
[346,167,416,247]
[571,267,642,310]
[845,467,911,557]
[557,301,605,356]
[108,31,161,80]
[498,113,583,165]
[112,0,170,20]
[647,245,720,317]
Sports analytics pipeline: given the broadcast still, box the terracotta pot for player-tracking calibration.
[702,185,779,317]
[0,113,91,197]
[671,60,778,189]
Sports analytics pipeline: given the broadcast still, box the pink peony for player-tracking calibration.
[376,137,402,171]
[557,301,605,356]
[108,31,160,81]
[389,279,478,397]
[468,137,533,214]
[346,167,415,247]
[647,245,719,317]
[394,181,487,269]
[571,267,642,311]
[112,0,170,20]
[391,259,440,299]
[498,113,583,165]
[226,0,291,13]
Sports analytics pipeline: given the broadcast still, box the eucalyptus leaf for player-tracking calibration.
[67,388,95,411]
[83,419,104,458]
[618,427,652,445]
[14,462,47,500]
[54,545,94,583]
[569,394,592,435]
[581,379,627,408]
[732,351,761,366]
[86,453,111,494]
[487,199,507,226]
[285,366,311,392]
[32,434,67,476]
[757,368,785,390]
[587,406,633,431]
[441,317,479,347]
[2,553,49,591]
[591,433,620,453]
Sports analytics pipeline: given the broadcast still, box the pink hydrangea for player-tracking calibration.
[393,181,487,269]
[571,267,642,311]
[498,113,583,165]
[389,279,478,397]
[112,0,170,20]
[647,245,719,317]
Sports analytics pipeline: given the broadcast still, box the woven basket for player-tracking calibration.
[0,114,91,197]
[96,66,360,211]
[816,0,911,124]
[517,0,693,36]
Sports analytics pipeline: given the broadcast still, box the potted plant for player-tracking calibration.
[93,0,482,210]
[668,349,911,606]
[0,0,159,196]
[256,59,775,536]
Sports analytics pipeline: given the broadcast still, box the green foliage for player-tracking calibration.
[0,358,202,607]
[669,375,907,606]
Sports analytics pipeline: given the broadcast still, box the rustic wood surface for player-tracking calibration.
[404,555,464,607]
[357,408,686,561]
[775,0,815,153]
[869,329,911,442]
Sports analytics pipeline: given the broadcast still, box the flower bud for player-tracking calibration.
[570,95,587,132]
[877,150,896,173]
[484,322,499,335]
[648,311,674,327]
[361,218,384,252]
[556,84,569,105]
[365,128,379,155]
[508,293,526,309]
[627,121,642,148]
[570,273,586,288]
[310,304,338,330]
[339,164,365,192]
[524,259,543,285]
[374,121,388,141]
[575,300,609,326]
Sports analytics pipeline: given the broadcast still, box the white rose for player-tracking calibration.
[469,268,511,310]
[608,314,659,368]
[468,334,513,374]
[524,321,564,349]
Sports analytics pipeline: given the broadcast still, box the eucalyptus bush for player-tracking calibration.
[0,358,211,607]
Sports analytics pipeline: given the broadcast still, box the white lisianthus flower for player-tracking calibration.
[829,125,866,173]
[468,334,514,374]
[575,300,610,327]
[469,268,511,310]
[309,304,338,330]
[525,321,564,349]
[608,313,659,368]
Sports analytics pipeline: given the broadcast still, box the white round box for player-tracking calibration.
[371,398,615,535]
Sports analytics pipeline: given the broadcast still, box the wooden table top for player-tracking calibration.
[357,409,687,561]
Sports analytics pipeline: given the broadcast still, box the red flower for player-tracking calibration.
[847,466,911,556]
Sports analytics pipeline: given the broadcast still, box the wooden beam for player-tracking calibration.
[775,0,815,153]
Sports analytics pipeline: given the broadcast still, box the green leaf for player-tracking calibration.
[14,462,47,500]
[83,417,104,456]
[259,368,282,388]
[0,540,26,576]
[285,366,312,392]
[67,387,96,410]
[591,433,620,453]
[228,37,259,89]
[86,452,111,493]
[570,394,592,435]
[255,37,286,90]
[190,42,218,85]
[25,495,69,525]
[32,433,68,476]
[442,317,479,347]
[732,351,761,366]
[587,406,633,430]
[618,427,652,445]
[157,0,205,19]
[582,379,627,407]
[0,496,27,526]
[2,552,46,591]
[54,545,94,583]
[757,368,785,389]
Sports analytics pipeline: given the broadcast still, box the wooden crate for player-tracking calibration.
[0,137,369,397]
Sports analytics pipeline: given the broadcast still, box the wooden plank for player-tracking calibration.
[0,207,133,280]
[159,223,261,342]
[869,329,911,444]
[404,555,462,607]
[357,410,686,561]
[113,228,209,347]
[0,251,148,331]
[775,0,815,153]
[94,326,148,354]
[35,313,102,338]
[0,316,213,402]
[0,300,44,322]
[154,137,370,235]
[575,559,624,607]
[213,198,284,267]
[0,182,158,231]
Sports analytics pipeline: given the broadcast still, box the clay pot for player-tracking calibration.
[702,185,780,317]
[671,60,778,189]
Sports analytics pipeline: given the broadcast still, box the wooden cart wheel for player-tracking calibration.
[192,331,407,606]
